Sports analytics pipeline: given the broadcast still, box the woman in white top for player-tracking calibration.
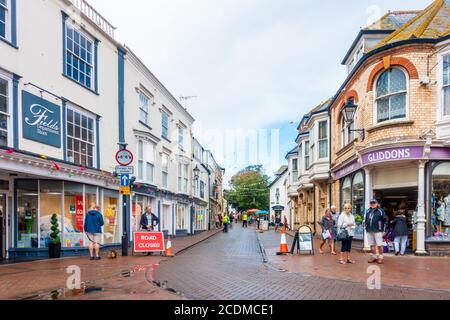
[337,203,356,265]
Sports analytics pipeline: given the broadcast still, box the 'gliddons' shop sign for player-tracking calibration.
[361,146,424,166]
[22,91,61,148]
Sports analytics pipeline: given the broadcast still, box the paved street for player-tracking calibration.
[154,224,450,300]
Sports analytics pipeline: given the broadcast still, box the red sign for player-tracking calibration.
[75,194,84,232]
[133,232,165,253]
[115,149,134,166]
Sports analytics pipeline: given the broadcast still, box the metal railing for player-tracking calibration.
[68,0,116,38]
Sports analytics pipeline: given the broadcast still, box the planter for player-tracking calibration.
[49,242,62,259]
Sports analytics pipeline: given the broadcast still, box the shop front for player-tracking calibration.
[333,145,450,255]
[193,198,208,233]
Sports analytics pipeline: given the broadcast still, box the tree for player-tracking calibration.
[224,165,270,211]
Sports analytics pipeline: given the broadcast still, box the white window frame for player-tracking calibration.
[178,127,184,150]
[65,21,96,90]
[161,111,169,139]
[136,139,155,184]
[66,105,97,168]
[318,120,328,159]
[304,140,310,171]
[373,67,409,124]
[0,0,11,41]
[341,118,354,148]
[178,163,189,194]
[0,71,13,147]
[161,153,169,189]
[292,158,298,183]
[139,92,150,125]
[438,49,450,121]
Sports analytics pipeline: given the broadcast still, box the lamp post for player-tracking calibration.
[117,142,130,257]
[342,98,365,141]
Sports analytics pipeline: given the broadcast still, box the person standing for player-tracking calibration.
[337,203,356,264]
[242,212,248,228]
[229,213,234,229]
[392,211,409,256]
[275,215,281,232]
[215,214,220,229]
[140,207,156,231]
[365,199,387,264]
[330,205,339,253]
[319,209,336,255]
[84,205,104,261]
[222,214,230,233]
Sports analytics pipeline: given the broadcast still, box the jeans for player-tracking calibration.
[341,237,353,253]
[223,223,229,233]
[394,235,408,255]
[243,221,248,228]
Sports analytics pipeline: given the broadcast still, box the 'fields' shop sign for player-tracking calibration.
[22,91,61,148]
[361,146,424,166]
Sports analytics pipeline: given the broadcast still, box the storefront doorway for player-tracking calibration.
[0,194,5,259]
[373,187,418,252]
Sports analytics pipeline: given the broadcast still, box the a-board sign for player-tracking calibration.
[133,232,165,253]
[291,225,314,255]
[260,220,269,231]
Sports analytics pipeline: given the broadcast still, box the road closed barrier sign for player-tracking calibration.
[133,232,165,253]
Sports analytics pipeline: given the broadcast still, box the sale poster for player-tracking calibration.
[75,194,84,232]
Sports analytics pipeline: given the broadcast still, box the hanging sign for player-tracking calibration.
[75,194,84,232]
[22,91,61,148]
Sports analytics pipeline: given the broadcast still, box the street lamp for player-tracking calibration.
[342,98,365,141]
[193,165,200,180]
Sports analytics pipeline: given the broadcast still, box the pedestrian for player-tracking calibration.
[256,215,261,229]
[242,212,248,228]
[275,215,281,232]
[222,214,230,233]
[337,203,356,264]
[140,207,158,231]
[319,208,336,255]
[218,213,223,227]
[365,199,387,264]
[392,210,409,256]
[215,214,220,229]
[234,213,238,224]
[229,213,234,229]
[84,205,104,261]
[330,205,339,253]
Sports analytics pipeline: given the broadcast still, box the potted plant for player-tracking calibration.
[49,214,62,259]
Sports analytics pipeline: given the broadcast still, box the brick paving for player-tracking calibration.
[154,225,450,300]
[260,229,450,291]
[0,229,221,300]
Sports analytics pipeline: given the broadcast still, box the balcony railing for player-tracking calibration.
[68,0,116,38]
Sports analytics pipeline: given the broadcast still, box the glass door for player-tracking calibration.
[0,193,6,259]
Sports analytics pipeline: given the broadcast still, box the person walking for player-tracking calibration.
[215,214,220,229]
[330,205,339,253]
[365,199,387,264]
[319,209,336,255]
[392,210,409,256]
[222,214,230,233]
[275,215,281,232]
[337,203,356,264]
[229,213,234,229]
[84,205,104,261]
[242,212,248,228]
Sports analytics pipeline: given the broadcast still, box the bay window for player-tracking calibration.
[443,54,450,117]
[318,121,328,159]
[304,141,310,170]
[375,68,407,123]
[292,158,298,183]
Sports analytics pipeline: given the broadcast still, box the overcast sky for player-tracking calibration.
[89,0,430,181]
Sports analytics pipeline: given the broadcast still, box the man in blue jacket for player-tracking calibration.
[365,199,387,264]
[84,205,104,260]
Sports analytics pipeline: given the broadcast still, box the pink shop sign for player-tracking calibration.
[361,146,424,166]
[332,161,362,180]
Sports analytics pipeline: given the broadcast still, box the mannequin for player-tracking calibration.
[436,198,445,233]
[444,195,450,230]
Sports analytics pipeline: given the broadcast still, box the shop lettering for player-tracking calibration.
[367,148,411,163]
[25,104,60,136]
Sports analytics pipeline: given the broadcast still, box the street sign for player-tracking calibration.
[120,174,130,187]
[116,149,134,166]
[115,166,134,175]
[119,186,131,195]
[133,232,165,253]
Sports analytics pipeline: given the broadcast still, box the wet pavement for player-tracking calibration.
[154,224,450,300]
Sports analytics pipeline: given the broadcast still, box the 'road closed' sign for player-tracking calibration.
[133,232,165,253]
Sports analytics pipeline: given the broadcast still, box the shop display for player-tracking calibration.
[431,162,450,238]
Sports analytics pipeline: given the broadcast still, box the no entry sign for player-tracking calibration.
[133,232,165,253]
[115,149,134,166]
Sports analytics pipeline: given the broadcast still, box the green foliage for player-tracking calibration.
[224,165,270,211]
[50,214,61,245]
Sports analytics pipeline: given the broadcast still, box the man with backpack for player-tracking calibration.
[365,199,387,264]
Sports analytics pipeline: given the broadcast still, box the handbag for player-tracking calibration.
[322,230,331,240]
[337,228,349,241]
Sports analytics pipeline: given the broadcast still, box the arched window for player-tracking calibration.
[375,68,407,123]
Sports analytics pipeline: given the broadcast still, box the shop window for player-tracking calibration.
[0,75,10,147]
[443,54,450,117]
[352,172,365,238]
[131,195,154,235]
[161,204,171,232]
[63,182,84,248]
[16,180,38,248]
[342,177,351,206]
[65,21,95,90]
[103,189,120,244]
[39,181,63,248]
[375,68,407,123]
[176,204,187,230]
[431,162,450,238]
[66,108,95,168]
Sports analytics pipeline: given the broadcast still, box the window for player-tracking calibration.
[292,158,298,182]
[65,22,95,89]
[341,119,354,148]
[0,0,8,40]
[340,172,365,239]
[318,121,328,159]
[162,112,169,139]
[375,68,407,123]
[431,162,450,239]
[178,127,184,149]
[200,181,205,199]
[443,55,450,117]
[304,141,310,170]
[0,76,10,147]
[178,163,189,193]
[162,153,169,189]
[139,93,149,124]
[66,108,95,167]
[136,140,155,183]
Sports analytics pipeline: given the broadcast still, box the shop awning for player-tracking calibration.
[272,205,284,211]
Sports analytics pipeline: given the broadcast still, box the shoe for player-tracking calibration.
[95,257,102,260]
[377,258,384,264]
[331,252,337,256]
[368,258,378,263]
[339,260,346,264]
[319,250,324,254]
[90,256,95,261]
[347,259,356,264]
[395,252,400,256]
